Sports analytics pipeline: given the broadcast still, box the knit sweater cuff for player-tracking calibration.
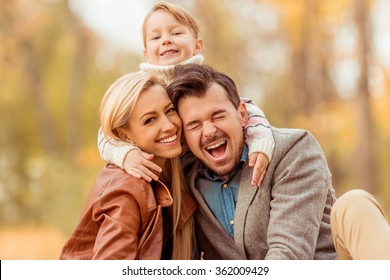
[248,137,275,162]
[112,145,138,169]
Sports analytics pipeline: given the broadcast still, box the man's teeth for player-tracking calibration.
[206,140,226,150]
[159,135,177,143]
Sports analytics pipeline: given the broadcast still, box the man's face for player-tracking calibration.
[177,83,248,177]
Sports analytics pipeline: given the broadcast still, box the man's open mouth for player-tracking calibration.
[205,140,227,158]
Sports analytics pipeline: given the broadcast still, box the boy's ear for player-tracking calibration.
[194,37,204,54]
[143,48,149,62]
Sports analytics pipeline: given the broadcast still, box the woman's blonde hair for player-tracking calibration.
[99,71,194,259]
[99,71,157,141]
[142,1,201,48]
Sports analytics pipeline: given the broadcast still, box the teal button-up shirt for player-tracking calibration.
[195,145,248,237]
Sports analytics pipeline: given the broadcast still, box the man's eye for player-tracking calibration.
[187,124,200,131]
[213,115,225,120]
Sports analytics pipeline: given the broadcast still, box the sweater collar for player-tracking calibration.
[139,54,204,85]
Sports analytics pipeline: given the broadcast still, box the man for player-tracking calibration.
[167,64,337,259]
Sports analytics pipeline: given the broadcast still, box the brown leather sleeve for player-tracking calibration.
[91,188,142,259]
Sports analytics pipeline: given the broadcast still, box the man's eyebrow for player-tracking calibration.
[211,109,227,117]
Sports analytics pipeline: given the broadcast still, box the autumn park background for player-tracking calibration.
[1,0,389,259]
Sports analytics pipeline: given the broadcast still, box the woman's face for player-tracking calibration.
[120,84,182,164]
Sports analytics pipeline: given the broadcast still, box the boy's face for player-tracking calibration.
[143,10,203,66]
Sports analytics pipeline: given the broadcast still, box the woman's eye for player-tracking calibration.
[167,107,176,113]
[144,118,155,125]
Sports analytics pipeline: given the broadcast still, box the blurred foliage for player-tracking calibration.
[0,0,389,258]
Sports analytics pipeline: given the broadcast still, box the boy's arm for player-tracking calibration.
[97,127,161,181]
[241,97,275,186]
[97,127,136,168]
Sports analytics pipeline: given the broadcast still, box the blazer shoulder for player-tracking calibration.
[271,127,318,146]
[271,127,310,138]
[269,127,326,163]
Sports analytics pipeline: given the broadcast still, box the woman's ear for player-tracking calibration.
[116,127,136,145]
[116,128,130,142]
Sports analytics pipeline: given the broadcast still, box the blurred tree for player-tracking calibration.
[0,0,141,233]
[1,0,60,155]
[64,0,88,162]
[354,0,377,194]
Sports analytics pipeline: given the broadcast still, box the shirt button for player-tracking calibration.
[223,183,228,188]
[230,219,234,225]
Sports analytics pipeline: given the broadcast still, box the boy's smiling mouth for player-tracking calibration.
[161,49,178,56]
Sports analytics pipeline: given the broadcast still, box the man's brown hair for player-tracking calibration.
[167,64,241,110]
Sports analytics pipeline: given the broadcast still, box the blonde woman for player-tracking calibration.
[60,71,196,260]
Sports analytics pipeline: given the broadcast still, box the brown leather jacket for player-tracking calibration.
[60,164,197,260]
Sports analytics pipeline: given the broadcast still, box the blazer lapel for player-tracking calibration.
[234,163,260,257]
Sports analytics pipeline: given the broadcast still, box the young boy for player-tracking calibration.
[98,1,274,187]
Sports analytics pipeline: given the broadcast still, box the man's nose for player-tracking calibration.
[203,122,217,139]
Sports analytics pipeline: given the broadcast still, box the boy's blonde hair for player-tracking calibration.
[99,71,194,260]
[142,1,201,48]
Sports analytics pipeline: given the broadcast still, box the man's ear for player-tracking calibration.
[238,102,249,127]
[194,37,204,54]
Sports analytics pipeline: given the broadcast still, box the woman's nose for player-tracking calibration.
[161,116,175,131]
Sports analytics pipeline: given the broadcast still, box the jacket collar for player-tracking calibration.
[152,180,173,208]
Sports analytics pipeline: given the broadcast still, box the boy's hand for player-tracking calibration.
[248,152,269,187]
[124,149,162,182]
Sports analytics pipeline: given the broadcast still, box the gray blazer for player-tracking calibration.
[186,127,337,259]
